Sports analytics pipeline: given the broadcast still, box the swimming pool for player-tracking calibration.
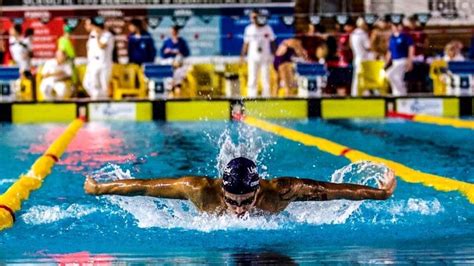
[0,118,473,264]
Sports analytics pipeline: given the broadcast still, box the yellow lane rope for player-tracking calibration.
[243,116,474,204]
[388,112,474,130]
[0,118,84,231]
[413,114,474,130]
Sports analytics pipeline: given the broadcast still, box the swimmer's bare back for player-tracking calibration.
[84,170,396,214]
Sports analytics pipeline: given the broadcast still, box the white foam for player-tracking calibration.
[0,179,16,185]
[406,198,443,215]
[22,204,98,225]
[362,198,444,225]
[370,198,443,216]
[214,124,275,179]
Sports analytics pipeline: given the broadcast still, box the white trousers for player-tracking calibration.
[386,58,408,96]
[247,60,271,98]
[351,57,363,97]
[40,78,69,100]
[83,64,112,99]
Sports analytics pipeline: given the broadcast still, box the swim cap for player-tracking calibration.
[222,157,260,194]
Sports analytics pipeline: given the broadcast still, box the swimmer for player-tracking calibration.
[84,157,396,217]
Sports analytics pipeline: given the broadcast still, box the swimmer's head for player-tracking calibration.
[222,157,260,194]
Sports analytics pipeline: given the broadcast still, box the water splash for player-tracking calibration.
[22,204,98,225]
[286,161,391,225]
[20,162,440,230]
[84,161,398,232]
[214,123,275,179]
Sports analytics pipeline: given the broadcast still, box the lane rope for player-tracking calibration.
[387,111,474,130]
[243,116,474,204]
[0,118,84,231]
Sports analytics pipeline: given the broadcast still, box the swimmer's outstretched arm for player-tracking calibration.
[276,170,396,201]
[84,176,211,200]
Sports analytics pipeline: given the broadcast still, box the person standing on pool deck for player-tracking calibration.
[241,9,276,98]
[386,20,414,96]
[84,157,396,217]
[83,17,114,99]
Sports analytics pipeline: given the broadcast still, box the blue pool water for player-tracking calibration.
[0,119,473,264]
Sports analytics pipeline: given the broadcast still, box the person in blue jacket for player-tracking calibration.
[160,25,190,59]
[127,19,157,65]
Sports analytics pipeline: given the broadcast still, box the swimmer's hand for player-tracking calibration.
[84,176,99,195]
[377,169,397,198]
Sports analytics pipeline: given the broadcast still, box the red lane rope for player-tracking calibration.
[387,111,415,120]
[44,153,59,162]
[0,205,15,223]
[340,148,352,156]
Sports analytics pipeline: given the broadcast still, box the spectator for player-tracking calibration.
[370,18,390,60]
[350,17,371,96]
[84,17,93,34]
[23,28,34,58]
[58,25,76,61]
[57,25,78,91]
[109,27,120,64]
[1,27,9,65]
[443,41,465,62]
[241,9,276,98]
[170,55,188,98]
[325,33,339,67]
[0,21,6,65]
[128,19,157,65]
[315,43,328,64]
[40,50,72,100]
[273,38,307,96]
[404,16,428,61]
[337,19,355,67]
[83,17,114,99]
[160,25,190,59]
[8,24,31,76]
[301,24,326,62]
[386,21,414,96]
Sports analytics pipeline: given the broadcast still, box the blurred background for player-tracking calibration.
[1,0,474,100]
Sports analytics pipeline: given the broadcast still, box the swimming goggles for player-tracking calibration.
[224,194,255,207]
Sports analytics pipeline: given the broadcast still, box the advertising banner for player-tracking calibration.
[89,102,137,121]
[397,98,444,115]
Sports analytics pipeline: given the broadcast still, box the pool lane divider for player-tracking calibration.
[0,118,85,231]
[243,116,474,204]
[388,111,474,130]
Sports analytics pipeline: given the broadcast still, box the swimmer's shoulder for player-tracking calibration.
[261,177,295,191]
[180,176,222,190]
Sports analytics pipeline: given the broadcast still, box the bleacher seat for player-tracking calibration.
[186,63,220,97]
[357,60,388,96]
[296,63,327,97]
[224,63,246,97]
[143,64,174,99]
[111,64,147,100]
[0,66,33,101]
[447,61,474,96]
[429,60,448,96]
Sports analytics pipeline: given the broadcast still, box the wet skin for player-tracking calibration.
[84,170,396,216]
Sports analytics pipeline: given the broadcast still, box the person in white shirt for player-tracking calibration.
[83,17,114,99]
[350,17,371,96]
[241,10,276,98]
[8,24,31,76]
[40,50,73,100]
